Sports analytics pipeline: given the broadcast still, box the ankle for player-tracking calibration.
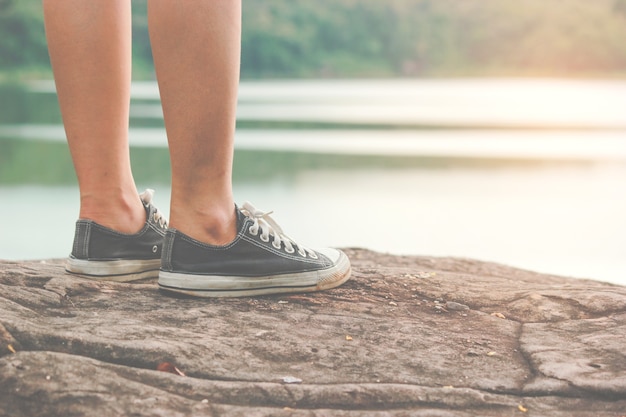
[79,191,146,234]
[169,204,237,246]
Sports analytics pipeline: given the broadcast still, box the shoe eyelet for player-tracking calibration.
[260,234,269,242]
[310,253,318,259]
[248,226,258,236]
[152,245,158,253]
[285,246,295,254]
[298,249,307,257]
[272,241,281,250]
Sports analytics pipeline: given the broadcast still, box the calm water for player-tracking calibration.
[1,79,625,285]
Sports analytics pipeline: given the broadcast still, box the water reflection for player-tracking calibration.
[1,80,625,286]
[0,83,62,125]
[2,162,626,286]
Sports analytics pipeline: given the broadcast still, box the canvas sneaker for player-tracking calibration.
[158,202,351,297]
[66,189,168,281]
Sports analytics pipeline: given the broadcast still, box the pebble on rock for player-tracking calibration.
[445,301,470,311]
[281,376,303,384]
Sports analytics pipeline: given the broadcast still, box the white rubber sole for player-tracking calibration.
[66,257,161,282]
[158,251,351,298]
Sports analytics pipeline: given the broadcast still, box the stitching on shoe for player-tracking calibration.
[73,222,83,257]
[90,218,150,238]
[82,222,91,259]
[240,233,324,265]
[162,232,175,271]
[147,214,167,237]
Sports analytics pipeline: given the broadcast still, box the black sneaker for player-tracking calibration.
[65,189,168,281]
[158,202,351,297]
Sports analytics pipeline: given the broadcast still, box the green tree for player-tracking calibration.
[1,0,626,79]
[0,0,48,69]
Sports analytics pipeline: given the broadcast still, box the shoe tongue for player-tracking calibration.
[139,201,152,225]
[139,189,154,218]
[235,204,247,230]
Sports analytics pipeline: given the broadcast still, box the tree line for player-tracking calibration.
[2,0,626,79]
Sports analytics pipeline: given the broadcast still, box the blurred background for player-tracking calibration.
[1,0,625,285]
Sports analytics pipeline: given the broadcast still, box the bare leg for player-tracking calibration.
[148,1,351,297]
[43,0,145,233]
[148,0,241,245]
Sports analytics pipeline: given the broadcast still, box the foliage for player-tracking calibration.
[1,0,626,79]
[0,0,47,69]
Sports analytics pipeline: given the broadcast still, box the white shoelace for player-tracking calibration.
[240,202,317,258]
[140,189,168,229]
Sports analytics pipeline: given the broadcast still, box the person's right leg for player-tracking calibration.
[43,0,144,233]
[44,0,167,281]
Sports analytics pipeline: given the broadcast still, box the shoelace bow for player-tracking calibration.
[140,189,168,229]
[241,202,317,258]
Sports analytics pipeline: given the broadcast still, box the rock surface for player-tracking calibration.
[1,249,625,416]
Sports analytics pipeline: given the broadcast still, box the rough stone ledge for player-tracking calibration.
[1,249,625,416]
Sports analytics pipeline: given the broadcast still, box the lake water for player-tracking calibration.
[1,78,625,286]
